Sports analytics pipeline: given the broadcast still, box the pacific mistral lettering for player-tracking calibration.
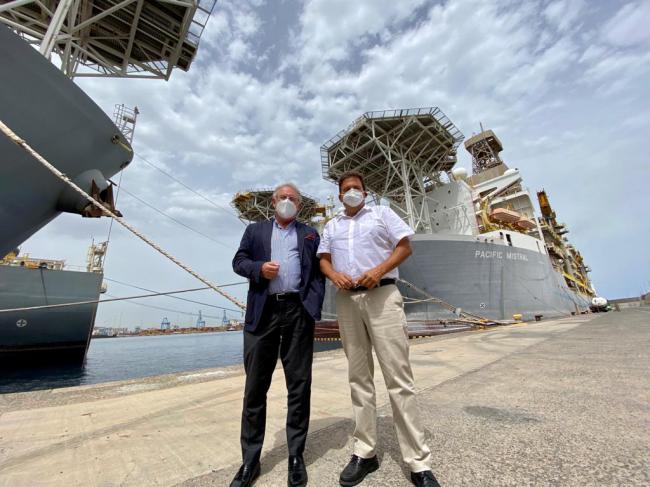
[474,250,528,261]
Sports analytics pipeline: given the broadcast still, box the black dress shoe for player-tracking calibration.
[230,462,260,487]
[410,470,441,487]
[339,454,379,486]
[288,455,308,487]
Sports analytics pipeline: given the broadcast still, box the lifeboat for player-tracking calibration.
[516,217,537,230]
[490,207,520,223]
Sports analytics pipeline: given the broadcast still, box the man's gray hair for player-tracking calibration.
[272,182,303,203]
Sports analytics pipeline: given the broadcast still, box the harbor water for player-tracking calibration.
[0,331,341,394]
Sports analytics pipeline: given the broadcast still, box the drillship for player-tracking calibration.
[0,0,215,364]
[320,108,594,323]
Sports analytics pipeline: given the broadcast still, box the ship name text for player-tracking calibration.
[474,250,529,261]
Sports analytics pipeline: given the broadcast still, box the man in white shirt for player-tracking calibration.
[317,171,439,487]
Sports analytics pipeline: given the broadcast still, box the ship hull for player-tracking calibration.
[399,235,590,322]
[0,266,102,365]
[0,26,133,257]
[322,234,591,323]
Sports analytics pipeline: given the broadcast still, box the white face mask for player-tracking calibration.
[275,198,298,220]
[342,188,365,208]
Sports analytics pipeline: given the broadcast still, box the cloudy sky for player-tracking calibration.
[21,0,650,328]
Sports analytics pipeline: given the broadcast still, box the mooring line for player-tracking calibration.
[0,120,246,310]
[397,277,502,325]
[0,285,245,314]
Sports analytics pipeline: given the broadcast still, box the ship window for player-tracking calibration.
[506,234,512,246]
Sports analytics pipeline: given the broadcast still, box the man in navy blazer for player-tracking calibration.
[231,182,325,487]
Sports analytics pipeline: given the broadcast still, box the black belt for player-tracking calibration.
[350,278,396,292]
[268,292,300,302]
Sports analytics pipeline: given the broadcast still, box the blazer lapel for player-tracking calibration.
[262,219,273,261]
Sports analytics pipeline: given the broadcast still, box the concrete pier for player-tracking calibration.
[1,309,648,486]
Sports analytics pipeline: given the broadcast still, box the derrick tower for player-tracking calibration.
[321,107,464,232]
[464,128,504,174]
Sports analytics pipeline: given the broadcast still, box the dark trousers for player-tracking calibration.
[240,296,314,465]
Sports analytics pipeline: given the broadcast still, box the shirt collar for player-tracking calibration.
[339,205,372,220]
[272,217,296,230]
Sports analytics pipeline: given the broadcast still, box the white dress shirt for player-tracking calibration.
[317,205,414,280]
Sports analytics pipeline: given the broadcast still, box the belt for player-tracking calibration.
[350,278,396,292]
[268,292,300,302]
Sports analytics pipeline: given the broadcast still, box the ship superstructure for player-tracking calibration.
[320,108,594,322]
[537,190,594,296]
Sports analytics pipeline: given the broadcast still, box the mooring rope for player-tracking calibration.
[0,284,245,314]
[0,120,247,310]
[396,277,501,325]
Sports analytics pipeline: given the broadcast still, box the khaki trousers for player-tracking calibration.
[336,284,432,472]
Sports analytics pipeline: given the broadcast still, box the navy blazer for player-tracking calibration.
[232,219,325,332]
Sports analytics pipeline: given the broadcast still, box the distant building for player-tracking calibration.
[227,319,242,331]
[92,327,129,337]
[609,296,643,309]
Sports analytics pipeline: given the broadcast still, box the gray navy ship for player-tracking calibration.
[319,109,594,323]
[0,26,131,364]
[0,0,215,364]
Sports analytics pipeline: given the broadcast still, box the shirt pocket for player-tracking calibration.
[356,218,386,247]
[330,234,348,252]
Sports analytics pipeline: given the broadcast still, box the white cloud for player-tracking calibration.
[543,0,586,33]
[295,0,428,66]
[602,0,650,47]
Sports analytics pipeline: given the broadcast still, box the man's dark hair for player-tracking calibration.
[337,170,366,192]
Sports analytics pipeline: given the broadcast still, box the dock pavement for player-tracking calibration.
[0,309,648,486]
